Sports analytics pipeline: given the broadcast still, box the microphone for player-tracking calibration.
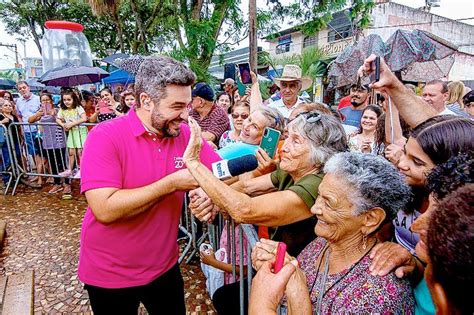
[212,154,258,180]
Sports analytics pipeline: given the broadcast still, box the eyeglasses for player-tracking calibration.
[231,113,249,119]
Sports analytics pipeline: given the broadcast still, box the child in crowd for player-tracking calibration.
[117,90,135,114]
[81,91,98,130]
[56,89,88,183]
[38,93,71,199]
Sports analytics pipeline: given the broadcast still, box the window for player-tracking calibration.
[303,35,318,48]
[328,25,353,42]
[276,43,291,54]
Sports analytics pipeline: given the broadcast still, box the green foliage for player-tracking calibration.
[0,0,375,83]
[266,46,329,78]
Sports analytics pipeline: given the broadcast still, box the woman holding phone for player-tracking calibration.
[97,87,121,122]
[347,105,382,154]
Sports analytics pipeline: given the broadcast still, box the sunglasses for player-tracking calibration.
[231,113,249,119]
[295,111,322,123]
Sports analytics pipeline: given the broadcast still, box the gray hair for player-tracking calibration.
[135,55,196,107]
[289,111,347,168]
[254,106,285,134]
[324,152,411,221]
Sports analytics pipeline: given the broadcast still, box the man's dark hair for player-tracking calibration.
[428,184,474,314]
[426,80,448,93]
[16,80,29,87]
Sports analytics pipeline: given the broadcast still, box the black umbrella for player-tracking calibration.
[0,78,16,90]
[102,53,130,67]
[38,62,109,87]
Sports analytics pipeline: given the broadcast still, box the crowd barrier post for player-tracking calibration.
[9,121,95,195]
[0,124,15,195]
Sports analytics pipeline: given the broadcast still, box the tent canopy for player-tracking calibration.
[102,69,135,85]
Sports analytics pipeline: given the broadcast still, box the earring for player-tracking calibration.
[362,234,367,250]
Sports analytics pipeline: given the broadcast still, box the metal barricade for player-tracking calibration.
[0,124,16,195]
[8,121,95,195]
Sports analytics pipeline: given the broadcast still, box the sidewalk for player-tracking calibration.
[0,186,215,314]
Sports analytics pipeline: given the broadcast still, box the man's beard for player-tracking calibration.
[351,100,364,108]
[151,109,183,138]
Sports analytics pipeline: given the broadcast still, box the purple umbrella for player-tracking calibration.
[384,29,457,82]
[38,62,109,87]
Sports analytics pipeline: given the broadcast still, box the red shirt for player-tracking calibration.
[189,104,230,143]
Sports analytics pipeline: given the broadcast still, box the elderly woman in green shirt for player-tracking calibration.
[184,110,347,256]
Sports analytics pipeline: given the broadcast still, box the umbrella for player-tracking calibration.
[102,69,135,85]
[327,34,387,89]
[25,78,45,92]
[102,53,130,67]
[38,62,109,87]
[0,78,16,90]
[384,29,457,82]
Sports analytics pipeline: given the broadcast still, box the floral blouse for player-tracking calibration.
[297,237,415,314]
[219,130,239,149]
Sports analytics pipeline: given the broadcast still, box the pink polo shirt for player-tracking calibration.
[78,108,221,288]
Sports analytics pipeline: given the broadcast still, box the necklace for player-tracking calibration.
[309,239,378,314]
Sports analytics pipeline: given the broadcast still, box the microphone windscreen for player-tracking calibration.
[227,154,258,177]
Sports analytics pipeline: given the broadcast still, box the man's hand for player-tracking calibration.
[358,54,402,92]
[189,188,217,222]
[166,169,199,191]
[369,242,418,278]
[249,260,298,315]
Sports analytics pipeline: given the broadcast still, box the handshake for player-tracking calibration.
[189,188,221,223]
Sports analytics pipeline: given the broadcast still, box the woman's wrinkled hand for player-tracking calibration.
[183,117,203,165]
[251,238,293,271]
[255,148,277,175]
[249,260,298,315]
[369,241,418,278]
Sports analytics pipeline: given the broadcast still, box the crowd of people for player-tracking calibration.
[0,53,473,315]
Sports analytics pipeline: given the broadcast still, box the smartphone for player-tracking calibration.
[259,127,281,159]
[238,63,252,85]
[273,242,287,273]
[42,102,53,115]
[98,100,114,114]
[370,56,381,83]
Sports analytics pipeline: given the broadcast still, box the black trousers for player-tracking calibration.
[212,280,249,315]
[84,263,185,315]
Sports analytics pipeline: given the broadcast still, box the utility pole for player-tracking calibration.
[0,43,19,65]
[249,0,257,73]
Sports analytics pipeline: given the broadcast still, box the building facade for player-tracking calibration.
[265,0,474,82]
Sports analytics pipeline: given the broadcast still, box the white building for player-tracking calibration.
[264,0,474,82]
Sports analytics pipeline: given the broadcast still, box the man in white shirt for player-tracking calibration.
[268,65,312,119]
[16,81,43,181]
[422,80,457,116]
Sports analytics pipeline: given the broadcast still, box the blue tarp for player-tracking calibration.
[102,69,135,85]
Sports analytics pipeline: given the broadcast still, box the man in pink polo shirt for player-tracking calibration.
[79,56,221,314]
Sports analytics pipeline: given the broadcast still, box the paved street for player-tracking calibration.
[0,184,215,314]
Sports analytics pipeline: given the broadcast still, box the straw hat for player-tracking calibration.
[273,65,313,91]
